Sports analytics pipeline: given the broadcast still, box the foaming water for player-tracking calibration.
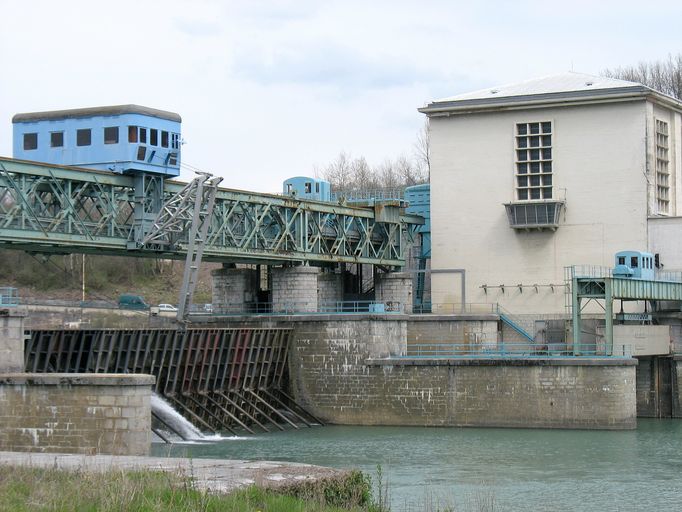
[151,420,682,511]
[150,394,204,441]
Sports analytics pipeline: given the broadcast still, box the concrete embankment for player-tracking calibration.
[0,451,349,493]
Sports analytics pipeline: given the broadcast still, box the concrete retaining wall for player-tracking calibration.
[289,318,637,430]
[0,373,154,455]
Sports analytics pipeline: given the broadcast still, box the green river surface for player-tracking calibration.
[151,419,682,511]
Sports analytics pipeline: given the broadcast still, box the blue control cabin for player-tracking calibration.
[283,176,331,201]
[12,105,181,177]
[404,183,431,259]
[613,250,656,280]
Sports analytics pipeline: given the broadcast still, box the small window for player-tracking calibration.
[286,183,293,194]
[50,132,64,148]
[147,150,156,163]
[618,257,625,265]
[140,128,147,144]
[23,133,38,150]
[104,126,119,144]
[150,129,158,146]
[161,131,169,148]
[168,152,178,166]
[77,128,91,146]
[315,183,320,193]
[304,182,312,193]
[631,256,638,268]
[137,146,146,161]
[171,133,180,149]
[128,126,138,143]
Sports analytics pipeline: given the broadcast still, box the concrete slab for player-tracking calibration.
[0,451,348,494]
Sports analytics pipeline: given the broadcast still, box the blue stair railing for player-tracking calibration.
[496,305,534,341]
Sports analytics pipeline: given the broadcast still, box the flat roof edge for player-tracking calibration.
[418,87,673,114]
[12,104,182,123]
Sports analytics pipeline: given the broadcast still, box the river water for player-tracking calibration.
[151,420,682,511]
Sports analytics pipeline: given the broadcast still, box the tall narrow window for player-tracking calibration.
[655,119,670,214]
[139,128,147,144]
[104,126,119,144]
[76,128,91,146]
[515,122,552,200]
[50,132,64,148]
[171,133,179,149]
[161,130,169,148]
[23,133,38,150]
[150,129,158,146]
[128,126,138,143]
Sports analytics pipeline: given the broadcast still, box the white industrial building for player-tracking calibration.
[420,72,682,316]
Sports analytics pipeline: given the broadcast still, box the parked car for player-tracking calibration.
[118,294,149,310]
[158,303,178,312]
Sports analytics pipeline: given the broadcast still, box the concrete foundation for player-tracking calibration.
[0,309,26,372]
[211,266,259,312]
[0,373,154,455]
[287,317,637,429]
[375,272,413,314]
[271,266,319,313]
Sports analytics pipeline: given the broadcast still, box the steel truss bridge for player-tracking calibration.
[0,157,422,267]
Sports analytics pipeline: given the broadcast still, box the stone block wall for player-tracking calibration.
[289,318,637,429]
[0,373,154,455]
[272,266,319,313]
[406,316,499,355]
[375,272,413,314]
[211,267,259,311]
[317,271,344,307]
[0,310,26,372]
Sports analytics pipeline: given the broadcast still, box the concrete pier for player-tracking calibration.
[271,266,319,313]
[0,373,154,455]
[375,272,413,313]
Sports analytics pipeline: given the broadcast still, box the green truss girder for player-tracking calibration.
[0,157,422,267]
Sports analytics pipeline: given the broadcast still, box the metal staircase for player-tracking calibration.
[496,305,534,341]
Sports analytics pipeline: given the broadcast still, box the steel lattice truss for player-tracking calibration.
[0,157,421,267]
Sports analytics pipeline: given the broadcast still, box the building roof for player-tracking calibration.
[419,72,682,114]
[12,104,181,123]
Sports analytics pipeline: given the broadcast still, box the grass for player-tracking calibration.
[0,465,380,512]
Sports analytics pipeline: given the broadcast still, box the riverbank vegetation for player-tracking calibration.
[0,465,385,512]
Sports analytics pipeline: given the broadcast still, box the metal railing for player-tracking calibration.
[412,302,499,314]
[0,287,19,307]
[567,265,682,283]
[405,341,632,358]
[211,300,402,316]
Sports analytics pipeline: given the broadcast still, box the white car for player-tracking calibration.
[158,303,178,312]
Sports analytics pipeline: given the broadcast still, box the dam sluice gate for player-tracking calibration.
[24,327,319,436]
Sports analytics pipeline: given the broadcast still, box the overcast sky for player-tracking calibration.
[1,0,680,192]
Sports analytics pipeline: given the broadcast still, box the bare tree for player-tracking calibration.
[414,119,431,180]
[602,53,682,100]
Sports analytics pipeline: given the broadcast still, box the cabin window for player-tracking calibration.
[150,129,158,146]
[631,256,638,268]
[161,131,169,148]
[618,257,625,265]
[76,129,91,146]
[171,133,180,149]
[140,128,147,144]
[23,133,38,150]
[286,184,293,194]
[316,183,320,193]
[304,182,312,193]
[104,126,119,144]
[168,152,178,166]
[137,146,146,161]
[515,121,552,200]
[50,132,64,148]
[128,126,138,143]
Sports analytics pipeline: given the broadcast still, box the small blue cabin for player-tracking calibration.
[405,183,431,259]
[613,250,655,280]
[283,176,331,201]
[12,105,181,177]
